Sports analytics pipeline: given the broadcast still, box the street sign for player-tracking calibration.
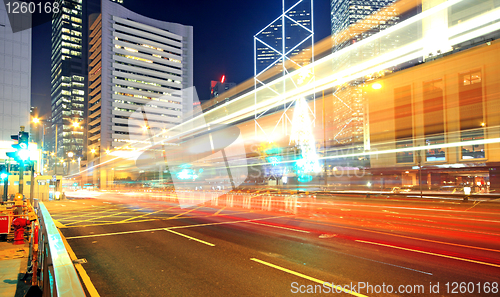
[51,178,57,182]
[0,216,10,234]
[52,175,56,179]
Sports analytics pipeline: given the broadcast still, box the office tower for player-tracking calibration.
[50,0,86,168]
[0,5,31,141]
[330,0,398,146]
[87,0,193,185]
[255,0,313,74]
[331,0,399,51]
[210,77,236,99]
[254,0,314,139]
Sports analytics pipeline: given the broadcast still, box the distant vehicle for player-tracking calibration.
[391,186,412,193]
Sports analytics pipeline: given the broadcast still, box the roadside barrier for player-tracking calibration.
[33,200,86,297]
[153,190,317,215]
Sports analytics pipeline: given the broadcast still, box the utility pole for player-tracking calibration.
[2,174,7,202]
[416,146,422,199]
[323,90,327,190]
[30,163,35,206]
[18,127,25,197]
[1,161,8,202]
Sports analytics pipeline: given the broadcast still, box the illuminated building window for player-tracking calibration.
[423,79,445,162]
[72,90,85,95]
[116,53,153,63]
[459,70,484,159]
[72,82,84,88]
[394,85,414,163]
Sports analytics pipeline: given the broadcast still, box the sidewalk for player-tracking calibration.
[0,234,31,297]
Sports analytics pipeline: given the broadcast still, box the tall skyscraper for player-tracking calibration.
[331,0,399,52]
[254,0,314,139]
[50,0,86,168]
[255,0,313,74]
[0,5,31,141]
[87,0,193,187]
[329,0,398,146]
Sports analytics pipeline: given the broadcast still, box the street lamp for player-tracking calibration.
[32,117,50,175]
[67,152,74,174]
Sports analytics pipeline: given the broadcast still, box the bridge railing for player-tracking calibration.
[35,200,86,297]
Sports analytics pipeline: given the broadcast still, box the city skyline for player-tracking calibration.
[2,1,500,296]
[31,0,331,118]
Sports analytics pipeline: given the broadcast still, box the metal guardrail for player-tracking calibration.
[35,200,86,297]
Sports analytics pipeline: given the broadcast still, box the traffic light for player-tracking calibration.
[0,164,8,180]
[6,131,30,163]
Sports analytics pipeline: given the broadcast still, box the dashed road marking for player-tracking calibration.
[164,229,215,246]
[356,240,500,268]
[250,258,367,297]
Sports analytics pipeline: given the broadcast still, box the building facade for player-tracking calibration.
[255,0,313,74]
[367,38,500,192]
[210,79,236,99]
[87,0,193,187]
[0,5,31,141]
[329,0,399,146]
[50,0,86,171]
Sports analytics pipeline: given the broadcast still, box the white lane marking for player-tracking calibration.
[356,240,500,268]
[166,215,291,230]
[331,203,500,224]
[250,258,367,297]
[244,221,310,233]
[65,215,291,239]
[66,228,165,239]
[164,229,215,246]
[300,218,500,254]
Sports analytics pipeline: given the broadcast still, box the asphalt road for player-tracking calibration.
[44,194,500,296]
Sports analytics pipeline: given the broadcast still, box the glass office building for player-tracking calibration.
[329,0,398,146]
[255,1,313,74]
[50,0,86,166]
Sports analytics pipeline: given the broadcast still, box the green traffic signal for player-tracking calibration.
[7,131,31,163]
[18,149,30,161]
[19,131,29,149]
[0,165,8,180]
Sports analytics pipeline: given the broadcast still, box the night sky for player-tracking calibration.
[31,0,331,117]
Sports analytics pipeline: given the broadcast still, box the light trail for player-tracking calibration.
[67,0,500,181]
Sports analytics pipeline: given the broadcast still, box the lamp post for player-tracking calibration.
[67,151,74,175]
[416,146,423,199]
[32,117,51,175]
